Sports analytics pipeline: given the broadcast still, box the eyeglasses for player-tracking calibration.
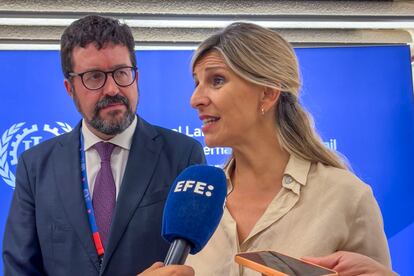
[69,66,137,90]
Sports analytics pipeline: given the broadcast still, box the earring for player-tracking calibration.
[261,106,265,115]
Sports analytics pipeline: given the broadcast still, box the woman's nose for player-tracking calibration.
[190,86,209,109]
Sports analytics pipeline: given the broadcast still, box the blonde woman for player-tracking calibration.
[186,22,391,276]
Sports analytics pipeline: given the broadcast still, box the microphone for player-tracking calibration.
[161,164,227,265]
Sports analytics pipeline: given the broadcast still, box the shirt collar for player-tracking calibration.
[284,154,311,186]
[81,115,137,151]
[282,154,311,194]
[224,159,235,194]
[224,154,311,195]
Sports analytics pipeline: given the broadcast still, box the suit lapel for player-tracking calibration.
[53,123,100,271]
[102,117,162,271]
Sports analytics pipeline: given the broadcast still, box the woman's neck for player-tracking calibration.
[231,136,290,190]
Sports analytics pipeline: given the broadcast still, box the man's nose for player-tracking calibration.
[102,73,119,96]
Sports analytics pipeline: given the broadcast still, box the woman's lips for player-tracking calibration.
[200,115,220,132]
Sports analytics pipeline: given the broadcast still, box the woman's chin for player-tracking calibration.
[204,137,226,149]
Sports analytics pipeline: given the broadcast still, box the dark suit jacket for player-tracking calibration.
[3,116,206,276]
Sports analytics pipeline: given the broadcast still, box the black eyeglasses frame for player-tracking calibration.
[68,66,138,91]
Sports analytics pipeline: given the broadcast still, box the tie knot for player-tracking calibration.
[93,141,115,162]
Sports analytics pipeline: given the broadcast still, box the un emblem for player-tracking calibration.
[0,122,72,188]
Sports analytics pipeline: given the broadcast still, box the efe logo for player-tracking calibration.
[174,180,214,197]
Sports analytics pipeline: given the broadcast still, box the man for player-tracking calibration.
[3,15,205,276]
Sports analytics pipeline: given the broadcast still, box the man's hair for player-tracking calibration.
[60,15,136,78]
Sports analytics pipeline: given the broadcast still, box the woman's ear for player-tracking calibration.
[260,87,281,113]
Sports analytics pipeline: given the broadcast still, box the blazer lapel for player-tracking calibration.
[53,123,100,271]
[102,117,162,270]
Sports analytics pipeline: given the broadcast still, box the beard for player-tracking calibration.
[73,92,136,136]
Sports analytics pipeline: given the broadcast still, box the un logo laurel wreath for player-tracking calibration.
[0,122,72,189]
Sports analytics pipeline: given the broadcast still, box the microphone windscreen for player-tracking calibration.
[162,165,227,254]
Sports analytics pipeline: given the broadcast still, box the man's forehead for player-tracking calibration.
[73,42,127,52]
[71,43,131,71]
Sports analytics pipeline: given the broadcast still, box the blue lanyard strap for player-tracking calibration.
[79,134,105,257]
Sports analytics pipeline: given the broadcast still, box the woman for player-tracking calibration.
[186,22,391,276]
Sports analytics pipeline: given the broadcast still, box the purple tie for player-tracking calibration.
[93,141,116,248]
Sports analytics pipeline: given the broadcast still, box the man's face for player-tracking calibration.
[64,42,138,139]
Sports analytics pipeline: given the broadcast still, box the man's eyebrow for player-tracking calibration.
[108,64,131,70]
[77,64,131,72]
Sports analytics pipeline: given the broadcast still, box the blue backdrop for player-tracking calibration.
[0,45,413,275]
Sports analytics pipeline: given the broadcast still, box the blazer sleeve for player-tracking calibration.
[342,186,391,268]
[186,140,206,166]
[2,155,45,276]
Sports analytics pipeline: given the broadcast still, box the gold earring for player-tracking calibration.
[261,107,265,115]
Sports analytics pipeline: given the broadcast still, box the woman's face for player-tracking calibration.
[190,51,264,148]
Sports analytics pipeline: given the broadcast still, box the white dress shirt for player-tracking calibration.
[81,116,137,199]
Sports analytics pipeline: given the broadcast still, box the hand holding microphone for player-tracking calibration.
[137,262,194,276]
[161,165,227,265]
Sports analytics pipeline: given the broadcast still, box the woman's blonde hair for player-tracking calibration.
[192,22,347,169]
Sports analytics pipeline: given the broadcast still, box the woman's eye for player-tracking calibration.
[212,76,225,86]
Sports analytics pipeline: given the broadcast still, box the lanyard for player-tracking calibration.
[79,134,105,259]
